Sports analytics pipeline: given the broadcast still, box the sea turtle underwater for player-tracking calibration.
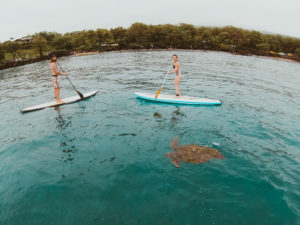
[165,137,225,168]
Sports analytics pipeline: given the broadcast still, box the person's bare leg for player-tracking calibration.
[56,88,63,103]
[54,88,58,101]
[55,88,63,103]
[174,75,181,96]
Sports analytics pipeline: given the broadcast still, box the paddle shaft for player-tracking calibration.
[155,62,173,99]
[57,62,84,99]
[161,62,173,88]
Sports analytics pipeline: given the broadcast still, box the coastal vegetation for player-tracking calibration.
[1,23,300,69]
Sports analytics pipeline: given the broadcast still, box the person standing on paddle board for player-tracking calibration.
[50,56,66,103]
[168,54,182,96]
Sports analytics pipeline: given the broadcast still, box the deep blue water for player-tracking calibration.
[0,50,300,225]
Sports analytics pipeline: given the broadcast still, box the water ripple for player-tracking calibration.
[0,50,300,225]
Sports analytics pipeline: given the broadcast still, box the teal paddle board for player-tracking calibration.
[135,92,221,105]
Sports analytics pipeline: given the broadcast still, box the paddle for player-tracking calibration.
[155,62,173,99]
[57,62,84,99]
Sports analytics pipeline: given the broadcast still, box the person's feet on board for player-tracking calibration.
[56,98,64,104]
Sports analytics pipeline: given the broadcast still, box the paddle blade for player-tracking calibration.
[77,91,84,99]
[155,88,162,99]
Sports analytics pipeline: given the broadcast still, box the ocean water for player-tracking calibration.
[0,50,299,225]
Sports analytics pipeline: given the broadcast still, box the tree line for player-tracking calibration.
[1,22,300,63]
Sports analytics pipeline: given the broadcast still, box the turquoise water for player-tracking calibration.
[0,50,300,225]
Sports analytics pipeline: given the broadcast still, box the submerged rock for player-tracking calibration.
[166,137,225,168]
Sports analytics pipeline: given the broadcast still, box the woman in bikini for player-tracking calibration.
[168,54,182,96]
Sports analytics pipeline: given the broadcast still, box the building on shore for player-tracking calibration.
[15,36,33,44]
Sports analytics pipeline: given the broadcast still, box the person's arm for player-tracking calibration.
[51,63,66,75]
[56,64,66,75]
[58,71,66,76]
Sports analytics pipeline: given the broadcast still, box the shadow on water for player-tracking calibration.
[152,106,189,134]
[153,112,162,118]
[54,106,78,178]
[99,157,116,163]
[119,133,137,136]
[54,106,117,179]
[170,107,186,124]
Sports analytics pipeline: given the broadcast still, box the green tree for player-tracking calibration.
[127,23,150,47]
[4,41,20,61]
[256,42,270,54]
[265,35,282,52]
[206,28,221,49]
[295,48,300,58]
[111,27,128,48]
[111,27,127,42]
[37,31,58,43]
[0,44,5,61]
[219,31,232,45]
[281,37,300,53]
[247,31,263,52]
[220,26,247,49]
[147,25,167,48]
[52,34,73,50]
[33,35,48,57]
[86,30,98,50]
[162,24,180,48]
[69,31,87,51]
[96,29,113,49]
[194,27,212,49]
[177,23,196,48]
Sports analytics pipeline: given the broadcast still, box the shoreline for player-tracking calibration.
[1,49,299,71]
[74,49,300,64]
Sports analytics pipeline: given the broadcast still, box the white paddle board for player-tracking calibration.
[21,90,98,113]
[135,92,221,105]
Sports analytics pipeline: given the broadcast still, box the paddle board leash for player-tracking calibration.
[155,62,173,99]
[57,62,84,99]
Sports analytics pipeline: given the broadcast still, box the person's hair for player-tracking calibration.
[50,55,57,63]
[172,54,178,58]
